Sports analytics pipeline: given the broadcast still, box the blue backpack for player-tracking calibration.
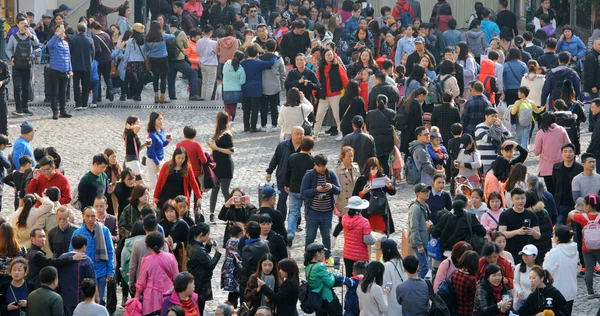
[404,154,421,185]
[437,268,457,314]
[394,4,414,27]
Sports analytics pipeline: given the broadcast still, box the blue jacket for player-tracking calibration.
[69,225,115,278]
[111,48,126,81]
[69,33,95,72]
[300,169,341,211]
[58,252,96,307]
[241,57,276,98]
[557,35,586,60]
[502,60,527,91]
[122,38,146,64]
[12,137,35,169]
[335,275,362,316]
[144,34,175,58]
[395,36,415,66]
[147,129,170,165]
[481,20,500,45]
[48,34,72,72]
[344,16,362,40]
[541,65,581,108]
[442,29,465,49]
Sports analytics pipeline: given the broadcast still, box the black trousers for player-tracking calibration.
[0,93,7,136]
[126,72,144,99]
[73,70,91,108]
[105,278,117,313]
[263,93,279,127]
[12,67,31,112]
[48,68,68,114]
[98,60,113,98]
[316,296,343,316]
[343,257,355,277]
[242,96,262,129]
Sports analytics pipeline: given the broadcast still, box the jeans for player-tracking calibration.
[98,60,113,98]
[168,60,198,99]
[277,183,288,221]
[97,275,108,305]
[125,71,144,99]
[242,96,263,130]
[48,68,68,114]
[200,64,217,100]
[90,80,99,104]
[305,208,333,258]
[263,93,280,127]
[12,67,31,112]
[583,251,600,294]
[288,192,303,239]
[152,72,167,93]
[73,70,91,108]
[515,122,530,149]
[412,247,430,279]
[557,205,571,226]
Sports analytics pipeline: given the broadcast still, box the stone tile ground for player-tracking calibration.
[1,65,597,315]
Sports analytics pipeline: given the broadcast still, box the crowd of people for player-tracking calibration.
[0,0,599,315]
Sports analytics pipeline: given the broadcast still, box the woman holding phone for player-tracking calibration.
[218,188,257,246]
[123,116,149,185]
[146,112,172,193]
[473,264,513,315]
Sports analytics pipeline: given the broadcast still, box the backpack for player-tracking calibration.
[395,3,414,27]
[549,70,571,102]
[12,34,33,69]
[426,279,450,316]
[394,104,409,131]
[437,268,457,314]
[404,146,421,185]
[516,100,533,126]
[299,264,323,313]
[166,30,184,62]
[482,75,498,99]
[427,75,450,104]
[582,213,600,251]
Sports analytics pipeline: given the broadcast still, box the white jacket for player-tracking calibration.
[383,258,407,316]
[543,242,578,301]
[278,98,313,135]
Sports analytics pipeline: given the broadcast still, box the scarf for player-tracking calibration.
[491,282,503,304]
[94,222,109,262]
[245,237,260,246]
[180,296,199,316]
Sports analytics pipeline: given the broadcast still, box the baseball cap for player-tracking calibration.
[58,4,72,11]
[168,15,179,26]
[20,121,34,134]
[42,13,53,19]
[260,186,280,199]
[352,115,364,127]
[375,238,397,251]
[415,36,425,43]
[414,183,432,193]
[518,244,538,256]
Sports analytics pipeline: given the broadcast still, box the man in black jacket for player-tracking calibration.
[584,39,600,130]
[553,143,584,225]
[70,23,94,111]
[26,228,87,289]
[284,54,319,103]
[536,38,558,70]
[522,31,544,60]
[258,187,287,237]
[173,1,198,35]
[342,116,376,169]
[405,36,436,76]
[368,72,399,110]
[266,127,303,219]
[280,20,310,67]
[209,0,236,28]
[239,221,269,302]
[285,137,315,245]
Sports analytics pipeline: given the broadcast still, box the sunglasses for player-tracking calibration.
[250,10,257,12]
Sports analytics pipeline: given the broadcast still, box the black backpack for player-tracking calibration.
[166,30,184,62]
[12,34,33,69]
[549,69,572,102]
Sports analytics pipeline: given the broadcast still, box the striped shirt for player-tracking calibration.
[474,122,510,170]
[312,173,333,211]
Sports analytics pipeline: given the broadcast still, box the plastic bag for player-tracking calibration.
[214,83,223,101]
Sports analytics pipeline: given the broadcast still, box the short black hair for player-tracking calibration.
[173,1,184,8]
[39,266,58,285]
[81,278,97,298]
[510,187,526,197]
[523,31,533,42]
[259,213,273,224]
[545,37,557,49]
[189,27,201,38]
[183,126,197,139]
[146,231,165,253]
[582,152,595,163]
[17,17,27,24]
[382,59,394,70]
[380,6,391,15]
[402,255,419,273]
[313,153,328,166]
[18,155,33,167]
[300,137,315,152]
[353,261,367,274]
[442,92,453,103]
[246,221,261,238]
[46,186,60,202]
[561,143,576,152]
[518,86,530,97]
[558,51,571,64]
[93,153,109,166]
[352,3,361,11]
[174,272,194,292]
[230,224,243,237]
[487,50,499,61]
[293,20,306,29]
[415,126,428,137]
[247,45,259,57]
[71,234,88,250]
[143,214,158,231]
[203,24,214,34]
[0,134,8,146]
[34,148,48,162]
[91,21,103,30]
[450,123,463,136]
[265,39,277,52]
[485,107,499,116]
[374,71,386,82]
[141,206,156,218]
[30,228,43,238]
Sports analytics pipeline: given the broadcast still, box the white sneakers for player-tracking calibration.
[335,134,343,141]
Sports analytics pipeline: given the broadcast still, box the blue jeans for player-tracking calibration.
[287,192,303,239]
[515,122,530,149]
[557,205,572,226]
[97,275,107,305]
[168,60,198,100]
[306,208,333,258]
[412,247,430,279]
[90,80,99,104]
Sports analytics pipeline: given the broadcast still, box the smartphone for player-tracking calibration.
[333,256,340,269]
[523,219,531,228]
[502,294,510,302]
[385,282,393,291]
[234,197,242,203]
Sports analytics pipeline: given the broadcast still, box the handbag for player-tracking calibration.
[300,105,313,136]
[144,42,155,71]
[366,189,388,215]
[466,213,486,254]
[110,62,118,77]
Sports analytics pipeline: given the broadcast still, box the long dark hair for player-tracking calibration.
[342,80,360,103]
[560,80,576,105]
[188,222,210,244]
[232,51,244,72]
[505,163,527,192]
[481,264,503,291]
[212,112,231,141]
[490,156,510,182]
[457,42,472,61]
[360,261,385,293]
[376,94,387,111]
[285,88,301,107]
[87,0,106,17]
[362,157,383,177]
[255,253,282,286]
[147,111,162,133]
[129,184,149,206]
[0,223,21,257]
[278,258,300,285]
[17,195,36,228]
[539,111,556,132]
[146,21,164,42]
[318,48,338,80]
[132,30,145,46]
[406,65,426,88]
[168,147,190,177]
[124,116,140,139]
[404,87,427,112]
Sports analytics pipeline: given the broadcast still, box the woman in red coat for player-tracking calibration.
[477,242,515,290]
[314,48,349,139]
[153,147,202,209]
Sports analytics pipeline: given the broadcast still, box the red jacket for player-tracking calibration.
[26,170,72,206]
[176,139,207,179]
[153,162,202,205]
[477,256,514,290]
[315,63,349,97]
[342,213,372,261]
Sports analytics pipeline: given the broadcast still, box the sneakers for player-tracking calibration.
[52,113,58,120]
[271,125,280,132]
[209,213,215,223]
[11,111,23,117]
[74,106,87,111]
[22,110,34,116]
[59,112,72,118]
[587,293,600,299]
[90,104,97,108]
[331,236,337,249]
[335,134,343,141]
[325,257,335,266]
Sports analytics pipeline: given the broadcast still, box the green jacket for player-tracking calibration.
[306,262,336,302]
[118,204,141,238]
[26,286,64,316]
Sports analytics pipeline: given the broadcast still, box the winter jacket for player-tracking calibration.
[557,35,586,60]
[466,30,487,57]
[222,59,246,92]
[481,20,500,44]
[395,36,415,66]
[280,30,310,67]
[407,200,431,249]
[26,285,64,316]
[537,52,559,70]
[476,255,514,290]
[341,130,376,170]
[399,100,423,154]
[463,93,492,135]
[48,34,72,72]
[260,279,299,316]
[136,252,178,315]
[284,68,320,102]
[473,280,510,316]
[336,274,363,315]
[209,4,236,28]
[26,171,72,206]
[584,48,600,92]
[57,252,96,307]
[531,202,553,261]
[300,169,341,210]
[316,63,349,99]
[342,214,373,261]
[368,83,400,111]
[147,129,170,165]
[144,34,175,58]
[458,57,477,90]
[541,65,581,108]
[187,240,221,285]
[443,29,465,50]
[409,141,436,186]
[69,224,115,278]
[186,39,200,70]
[278,99,313,135]
[383,258,406,316]
[241,57,277,98]
[30,198,60,256]
[534,123,571,176]
[588,113,600,156]
[543,242,578,302]
[259,53,286,95]
[517,284,569,316]
[339,96,366,135]
[503,60,528,91]
[161,290,200,316]
[266,139,300,186]
[153,162,201,206]
[70,33,95,72]
[306,262,337,302]
[431,211,486,251]
[216,36,239,64]
[240,239,270,286]
[366,107,396,156]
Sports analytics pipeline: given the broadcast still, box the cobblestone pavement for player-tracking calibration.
[1,66,597,315]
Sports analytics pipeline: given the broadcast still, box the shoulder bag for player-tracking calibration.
[466,213,486,254]
[299,105,313,136]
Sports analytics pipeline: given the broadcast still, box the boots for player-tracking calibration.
[159,93,170,104]
[154,92,159,104]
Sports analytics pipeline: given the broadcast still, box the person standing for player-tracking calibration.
[259,39,286,132]
[5,16,38,117]
[90,22,114,103]
[410,126,444,186]
[571,153,600,201]
[285,137,315,245]
[407,183,433,279]
[144,21,175,104]
[25,267,64,316]
[552,143,583,225]
[280,20,310,68]
[314,49,349,139]
[341,116,376,170]
[77,154,111,210]
[495,0,518,37]
[12,122,35,169]
[498,188,541,264]
[146,112,173,193]
[241,46,277,132]
[59,234,96,315]
[47,25,73,120]
[196,25,218,101]
[206,112,234,223]
[70,23,94,111]
[47,207,79,258]
[587,99,600,172]
[209,0,236,28]
[584,38,600,104]
[284,54,319,103]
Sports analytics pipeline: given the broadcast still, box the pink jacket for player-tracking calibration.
[534,123,571,176]
[433,257,457,291]
[342,214,372,261]
[136,251,179,315]
[480,208,504,240]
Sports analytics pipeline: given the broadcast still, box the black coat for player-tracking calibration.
[352,174,396,234]
[209,4,236,28]
[551,161,583,206]
[366,107,396,156]
[261,279,300,316]
[531,203,553,260]
[280,31,310,67]
[517,284,569,316]
[258,207,287,238]
[187,240,222,284]
[430,103,461,145]
[284,68,320,103]
[405,50,437,76]
[588,113,600,156]
[341,130,376,169]
[473,280,509,316]
[69,33,95,72]
[584,49,600,91]
[398,100,423,155]
[0,60,10,94]
[240,239,270,284]
[339,97,366,135]
[430,211,487,251]
[25,245,73,289]
[368,83,400,111]
[346,62,378,81]
[239,231,288,263]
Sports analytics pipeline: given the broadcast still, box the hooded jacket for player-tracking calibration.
[342,214,372,261]
[409,141,435,186]
[216,36,239,64]
[541,65,581,108]
[466,30,486,57]
[543,242,578,301]
[479,59,498,104]
[161,290,200,315]
[517,283,569,316]
[431,211,487,251]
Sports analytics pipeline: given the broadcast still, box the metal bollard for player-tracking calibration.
[0,18,5,61]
